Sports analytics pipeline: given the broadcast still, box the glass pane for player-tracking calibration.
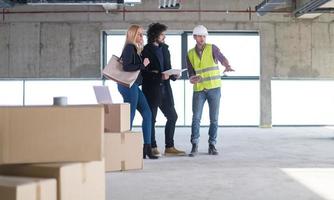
[106,35,126,62]
[184,81,193,125]
[170,80,185,125]
[104,80,125,103]
[220,80,260,125]
[106,35,147,62]
[0,81,24,106]
[164,35,182,69]
[272,80,334,125]
[187,34,260,76]
[185,80,260,126]
[25,80,103,105]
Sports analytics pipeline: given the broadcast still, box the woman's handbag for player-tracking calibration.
[102,55,139,88]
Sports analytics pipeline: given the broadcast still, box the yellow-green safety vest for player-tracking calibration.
[188,44,221,92]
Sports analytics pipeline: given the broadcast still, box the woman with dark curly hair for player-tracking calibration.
[141,23,186,157]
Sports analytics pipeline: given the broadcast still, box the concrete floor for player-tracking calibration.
[106,127,334,200]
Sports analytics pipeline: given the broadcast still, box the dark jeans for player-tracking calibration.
[149,86,178,148]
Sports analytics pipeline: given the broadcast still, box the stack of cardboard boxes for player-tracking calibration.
[0,105,106,200]
[103,103,143,172]
[0,103,143,200]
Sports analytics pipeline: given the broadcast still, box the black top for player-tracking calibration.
[121,43,145,85]
[141,43,176,106]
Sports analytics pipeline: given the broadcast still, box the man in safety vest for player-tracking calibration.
[187,25,234,157]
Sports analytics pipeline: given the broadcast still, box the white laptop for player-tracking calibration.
[93,86,113,104]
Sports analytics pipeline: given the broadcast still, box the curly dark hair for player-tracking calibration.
[147,23,168,44]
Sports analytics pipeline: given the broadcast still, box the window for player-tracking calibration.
[0,81,24,106]
[105,31,260,126]
[272,80,334,125]
[187,33,260,76]
[24,80,102,105]
[185,32,260,126]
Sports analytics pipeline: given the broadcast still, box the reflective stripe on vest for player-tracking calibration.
[188,44,221,92]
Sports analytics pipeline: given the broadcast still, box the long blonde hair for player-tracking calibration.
[124,24,144,54]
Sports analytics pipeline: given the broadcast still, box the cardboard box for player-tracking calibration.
[0,175,57,200]
[0,105,104,165]
[105,132,143,172]
[104,104,130,132]
[0,161,105,200]
[104,133,122,171]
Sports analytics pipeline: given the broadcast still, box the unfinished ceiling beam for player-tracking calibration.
[294,0,332,17]
[255,0,291,16]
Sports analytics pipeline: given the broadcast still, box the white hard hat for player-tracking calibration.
[192,25,208,36]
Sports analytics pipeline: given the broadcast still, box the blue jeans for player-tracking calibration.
[191,87,221,145]
[117,83,152,144]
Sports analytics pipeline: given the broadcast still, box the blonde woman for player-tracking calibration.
[117,24,158,159]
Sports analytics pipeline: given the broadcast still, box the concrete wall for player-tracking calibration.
[0,22,101,78]
[0,0,334,126]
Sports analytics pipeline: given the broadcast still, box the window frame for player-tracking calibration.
[104,31,261,126]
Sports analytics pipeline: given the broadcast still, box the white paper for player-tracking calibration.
[93,86,113,104]
[162,68,187,76]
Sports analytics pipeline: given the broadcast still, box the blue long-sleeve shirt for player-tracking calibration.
[152,44,165,72]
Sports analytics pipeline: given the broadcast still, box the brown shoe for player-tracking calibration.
[164,147,186,156]
[151,147,161,157]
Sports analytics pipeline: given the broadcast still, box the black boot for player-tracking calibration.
[143,144,159,159]
[189,143,198,157]
[208,144,219,155]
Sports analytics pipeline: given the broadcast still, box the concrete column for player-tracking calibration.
[259,23,275,128]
